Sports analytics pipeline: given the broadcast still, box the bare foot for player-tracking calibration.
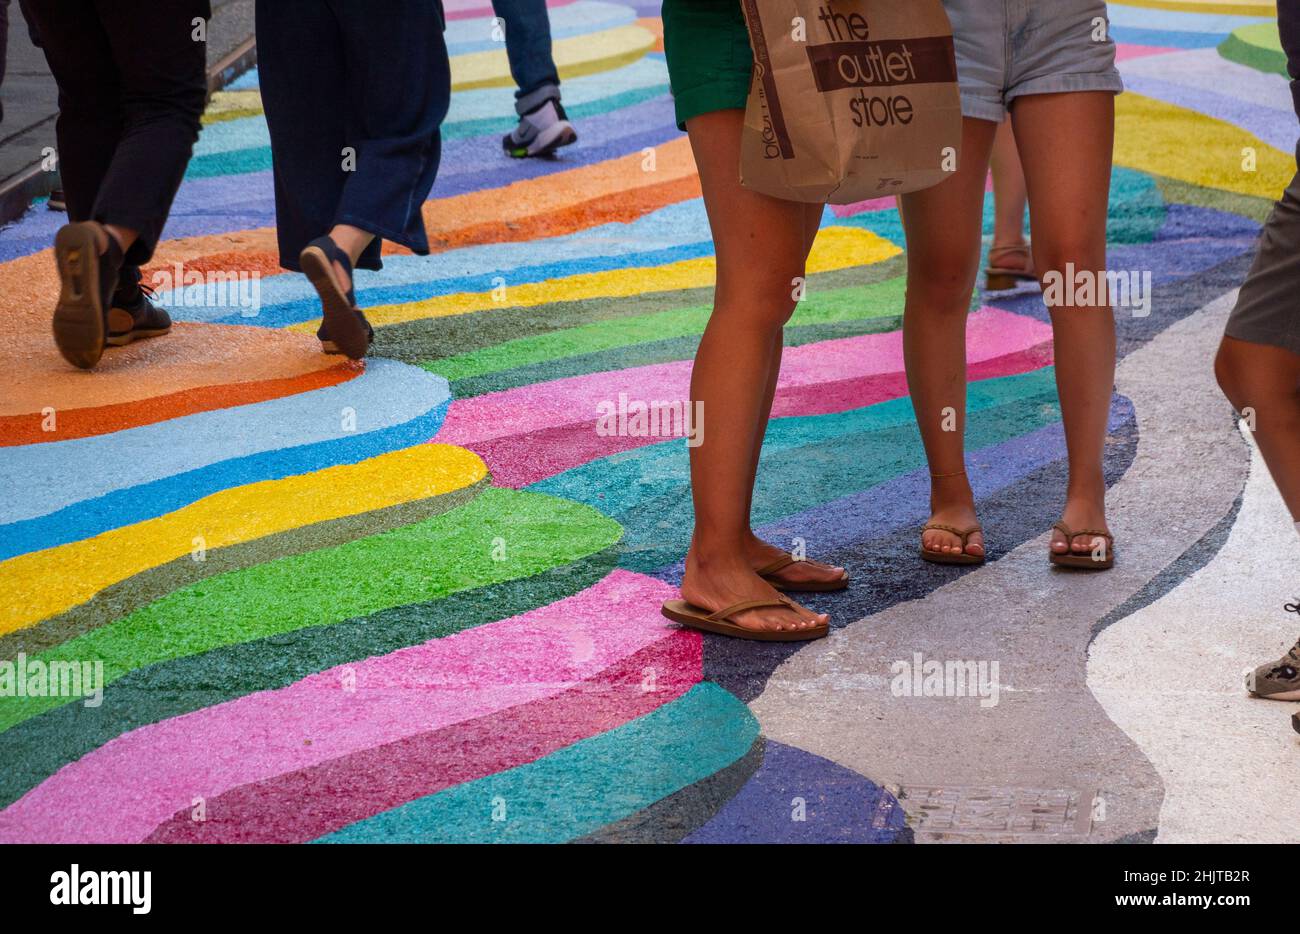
[742,533,847,588]
[920,473,985,559]
[682,548,828,635]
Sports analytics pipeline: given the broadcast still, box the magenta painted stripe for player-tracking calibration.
[0,571,685,844]
[145,635,702,843]
[435,308,1052,448]
[770,342,1053,418]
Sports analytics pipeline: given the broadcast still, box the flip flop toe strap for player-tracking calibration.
[705,597,795,622]
[755,554,796,577]
[921,523,982,545]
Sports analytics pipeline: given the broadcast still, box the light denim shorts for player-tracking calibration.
[942,0,1124,122]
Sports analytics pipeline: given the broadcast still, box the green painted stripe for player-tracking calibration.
[426,276,906,384]
[319,682,759,843]
[373,256,910,366]
[0,488,622,733]
[1218,22,1287,77]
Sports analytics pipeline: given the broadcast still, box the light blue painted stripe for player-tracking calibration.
[162,198,713,318]
[0,360,450,559]
[1120,46,1293,111]
[1107,4,1272,34]
[317,683,758,844]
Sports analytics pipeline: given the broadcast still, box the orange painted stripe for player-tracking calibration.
[0,362,359,446]
[637,17,665,53]
[137,137,700,287]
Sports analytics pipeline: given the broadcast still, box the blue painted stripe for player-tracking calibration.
[0,360,450,560]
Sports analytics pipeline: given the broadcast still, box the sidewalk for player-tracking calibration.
[0,0,256,225]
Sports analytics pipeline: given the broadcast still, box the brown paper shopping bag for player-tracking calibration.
[739,0,963,204]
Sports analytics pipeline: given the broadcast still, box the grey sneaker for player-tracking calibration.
[1247,600,1300,701]
[502,99,576,159]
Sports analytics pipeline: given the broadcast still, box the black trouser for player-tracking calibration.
[24,0,209,268]
[256,0,450,272]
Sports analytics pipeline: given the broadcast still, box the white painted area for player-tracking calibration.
[1089,426,1300,843]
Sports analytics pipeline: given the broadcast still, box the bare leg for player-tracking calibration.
[989,118,1031,275]
[680,109,827,634]
[899,116,999,559]
[1010,92,1118,557]
[737,206,848,586]
[1216,336,1300,519]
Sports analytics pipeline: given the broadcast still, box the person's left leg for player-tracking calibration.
[987,118,1034,289]
[1010,91,1118,562]
[490,0,575,157]
[92,0,208,267]
[736,203,847,588]
[490,0,559,102]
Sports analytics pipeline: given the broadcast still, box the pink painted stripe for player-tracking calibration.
[145,636,701,843]
[436,307,1053,449]
[0,571,686,844]
[1115,43,1178,62]
[830,178,993,217]
[444,0,576,20]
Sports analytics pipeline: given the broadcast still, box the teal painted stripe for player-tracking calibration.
[317,682,759,843]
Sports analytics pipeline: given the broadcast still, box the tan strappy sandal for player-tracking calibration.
[919,523,986,566]
[985,243,1038,292]
[756,553,850,592]
[661,597,829,642]
[1049,521,1115,570]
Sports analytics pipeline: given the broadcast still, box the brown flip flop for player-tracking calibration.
[756,553,849,592]
[661,597,829,642]
[985,243,1038,292]
[919,523,986,566]
[1049,521,1115,570]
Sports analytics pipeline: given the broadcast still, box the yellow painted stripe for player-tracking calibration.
[453,25,656,91]
[201,90,265,125]
[1115,93,1295,201]
[0,444,487,635]
[1111,0,1275,15]
[290,225,901,331]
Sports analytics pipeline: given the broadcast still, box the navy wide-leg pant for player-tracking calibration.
[256,0,450,272]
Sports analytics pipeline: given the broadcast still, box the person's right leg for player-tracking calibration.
[898,116,999,560]
[680,108,828,634]
[1216,338,1300,518]
[25,0,133,367]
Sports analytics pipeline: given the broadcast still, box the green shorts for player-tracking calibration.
[661,0,752,131]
